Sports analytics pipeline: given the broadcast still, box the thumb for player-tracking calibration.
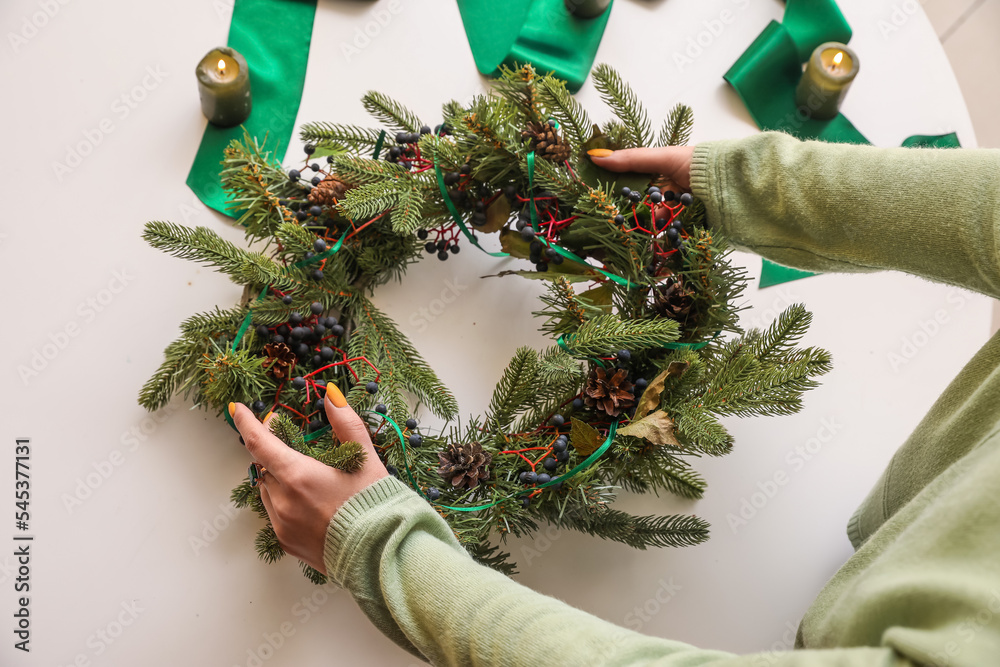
[324,384,378,455]
[588,146,693,190]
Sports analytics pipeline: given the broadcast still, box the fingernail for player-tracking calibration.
[262,410,273,424]
[228,402,236,417]
[587,148,613,158]
[326,383,348,408]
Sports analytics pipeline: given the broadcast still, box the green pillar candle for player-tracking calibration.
[564,0,611,19]
[196,46,252,127]
[794,42,859,121]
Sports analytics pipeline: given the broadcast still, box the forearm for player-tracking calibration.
[323,478,911,666]
[690,132,1000,299]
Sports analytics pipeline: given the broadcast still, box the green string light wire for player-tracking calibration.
[378,411,619,512]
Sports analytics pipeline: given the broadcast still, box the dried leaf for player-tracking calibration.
[618,410,680,447]
[634,361,689,419]
[479,196,510,234]
[570,417,603,456]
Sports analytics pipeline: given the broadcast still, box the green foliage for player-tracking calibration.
[141,65,832,583]
[658,103,694,147]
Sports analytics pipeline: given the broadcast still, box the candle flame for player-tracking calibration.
[832,52,844,67]
[217,59,226,73]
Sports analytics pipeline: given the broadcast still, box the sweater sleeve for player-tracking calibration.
[688,132,1000,299]
[323,477,907,666]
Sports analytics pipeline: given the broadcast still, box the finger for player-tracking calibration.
[588,146,686,177]
[229,402,304,476]
[323,385,380,458]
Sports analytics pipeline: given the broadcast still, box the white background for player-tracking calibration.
[0,0,990,665]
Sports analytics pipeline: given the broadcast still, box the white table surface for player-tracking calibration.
[0,0,988,664]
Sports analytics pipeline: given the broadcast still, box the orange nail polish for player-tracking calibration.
[587,148,613,158]
[262,410,273,423]
[228,402,236,417]
[326,383,348,408]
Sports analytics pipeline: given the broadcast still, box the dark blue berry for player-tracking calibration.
[621,187,631,197]
[386,465,399,478]
[405,418,418,429]
[289,327,304,340]
[663,190,676,201]
[323,316,338,328]
[459,164,471,175]
[309,206,322,217]
[395,132,408,143]
[296,210,308,221]
[408,434,422,447]
[320,347,334,360]
[553,439,568,453]
[450,244,460,254]
[556,450,570,462]
[425,241,437,254]
[666,227,679,241]
[252,400,266,413]
[310,302,324,315]
[521,496,531,508]
[520,227,536,241]
[417,229,428,240]
[374,404,388,415]
[420,125,432,135]
[680,193,693,206]
[649,192,662,204]
[311,176,322,186]
[617,349,631,362]
[520,471,538,484]
[331,324,344,336]
[614,214,625,225]
[272,335,285,345]
[543,457,557,471]
[310,163,320,172]
[437,250,449,261]
[365,381,378,394]
[292,376,306,389]
[311,269,324,281]
[289,312,303,325]
[572,398,584,410]
[647,186,660,195]
[536,473,551,485]
[296,343,310,357]
[549,414,565,427]
[634,378,648,392]
[314,238,327,252]
[629,191,642,203]
[426,487,440,501]
[256,325,270,338]
[288,169,300,181]
[304,144,316,155]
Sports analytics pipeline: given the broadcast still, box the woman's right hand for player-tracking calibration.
[588,146,695,191]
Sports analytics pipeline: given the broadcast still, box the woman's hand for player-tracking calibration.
[588,146,695,191]
[229,384,388,574]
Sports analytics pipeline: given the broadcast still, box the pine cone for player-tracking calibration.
[651,276,694,322]
[262,342,296,380]
[308,175,352,206]
[437,442,493,490]
[583,366,636,417]
[521,121,572,163]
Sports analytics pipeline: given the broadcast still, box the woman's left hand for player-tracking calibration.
[229,383,388,574]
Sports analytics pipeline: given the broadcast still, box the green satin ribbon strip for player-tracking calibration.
[455,0,613,93]
[433,155,509,258]
[187,0,317,217]
[724,0,961,288]
[384,410,619,512]
[525,151,640,287]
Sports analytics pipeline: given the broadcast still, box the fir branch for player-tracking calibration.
[268,413,308,454]
[255,524,284,563]
[592,64,652,148]
[299,122,391,154]
[487,347,539,431]
[537,347,584,384]
[138,337,204,410]
[563,508,709,548]
[300,562,328,585]
[537,77,592,147]
[362,90,422,133]
[313,441,366,472]
[330,155,406,185]
[657,103,694,147]
[566,314,680,358]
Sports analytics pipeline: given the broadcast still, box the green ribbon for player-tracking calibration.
[455,0,613,93]
[433,155,509,258]
[525,151,641,287]
[384,411,618,512]
[724,0,960,288]
[187,0,317,217]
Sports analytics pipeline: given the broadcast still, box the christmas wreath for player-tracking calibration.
[140,64,831,583]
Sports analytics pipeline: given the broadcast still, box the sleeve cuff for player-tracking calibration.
[323,475,420,585]
[689,140,727,235]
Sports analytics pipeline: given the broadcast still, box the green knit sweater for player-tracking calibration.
[323,132,1000,666]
